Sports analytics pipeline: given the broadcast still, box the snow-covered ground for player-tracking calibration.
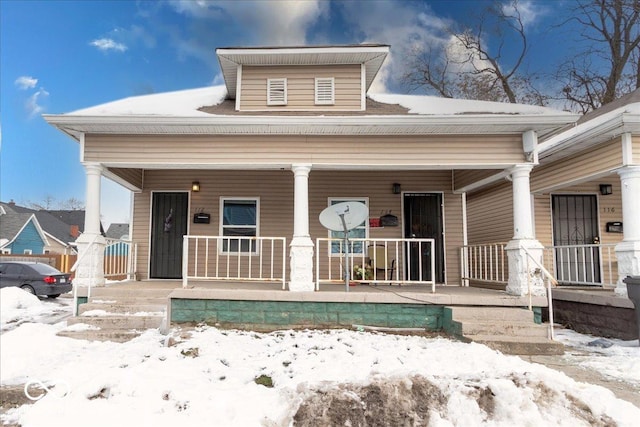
[0,288,72,332]
[1,287,638,426]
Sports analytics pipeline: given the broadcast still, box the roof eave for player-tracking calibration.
[43,113,578,137]
[538,113,640,160]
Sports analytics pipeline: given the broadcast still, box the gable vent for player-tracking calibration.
[267,78,287,106]
[315,77,335,105]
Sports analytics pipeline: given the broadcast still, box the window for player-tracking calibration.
[267,78,287,105]
[220,198,259,253]
[1,249,11,254]
[328,198,368,255]
[315,77,335,105]
[23,249,32,255]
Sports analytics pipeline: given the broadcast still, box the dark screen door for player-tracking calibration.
[403,193,445,283]
[150,192,188,279]
[552,194,600,283]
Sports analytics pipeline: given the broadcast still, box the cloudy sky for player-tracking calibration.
[1,0,570,227]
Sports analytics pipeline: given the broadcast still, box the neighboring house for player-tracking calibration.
[465,88,640,296]
[105,223,130,256]
[0,201,102,255]
[106,223,130,240]
[0,206,48,255]
[43,44,638,298]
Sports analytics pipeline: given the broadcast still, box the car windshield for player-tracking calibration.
[29,263,63,275]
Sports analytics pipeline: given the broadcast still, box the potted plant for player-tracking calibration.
[353,264,373,282]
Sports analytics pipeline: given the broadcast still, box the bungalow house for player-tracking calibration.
[0,204,49,255]
[465,88,640,300]
[42,45,639,316]
[0,201,100,255]
[44,44,586,298]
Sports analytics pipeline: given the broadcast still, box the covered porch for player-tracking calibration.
[75,278,550,334]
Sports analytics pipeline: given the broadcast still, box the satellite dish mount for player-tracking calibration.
[319,202,369,291]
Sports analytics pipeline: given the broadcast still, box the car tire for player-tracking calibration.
[47,294,60,299]
[20,285,36,295]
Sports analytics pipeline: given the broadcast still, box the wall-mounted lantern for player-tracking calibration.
[392,183,401,194]
[192,181,201,192]
[599,184,612,195]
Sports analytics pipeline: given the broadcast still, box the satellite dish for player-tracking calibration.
[319,202,369,291]
[319,202,369,232]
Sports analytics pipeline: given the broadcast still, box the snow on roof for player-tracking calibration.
[66,85,573,118]
[369,93,573,116]
[68,86,228,117]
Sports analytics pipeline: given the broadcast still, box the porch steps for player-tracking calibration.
[58,289,169,343]
[445,306,564,356]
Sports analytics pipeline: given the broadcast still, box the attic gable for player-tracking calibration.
[216,44,389,101]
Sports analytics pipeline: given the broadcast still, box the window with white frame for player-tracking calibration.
[220,198,259,253]
[23,249,32,255]
[1,248,11,254]
[267,78,287,106]
[328,198,368,255]
[315,77,335,105]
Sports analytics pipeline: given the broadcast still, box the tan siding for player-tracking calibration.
[443,192,464,285]
[633,135,640,164]
[108,167,143,189]
[240,65,361,111]
[132,190,151,279]
[533,194,552,247]
[85,134,525,167]
[531,141,623,193]
[466,182,513,244]
[534,180,623,247]
[453,169,503,190]
[132,169,463,284]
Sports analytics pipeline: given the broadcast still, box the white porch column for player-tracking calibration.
[615,165,640,296]
[505,164,546,296]
[289,164,315,291]
[74,162,106,287]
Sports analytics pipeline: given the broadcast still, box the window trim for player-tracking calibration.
[219,197,260,255]
[327,197,369,257]
[23,249,33,255]
[315,77,335,105]
[267,78,287,106]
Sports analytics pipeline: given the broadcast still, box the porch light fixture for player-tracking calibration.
[392,183,401,194]
[191,181,200,192]
[599,184,612,195]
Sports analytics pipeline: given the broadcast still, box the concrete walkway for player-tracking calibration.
[522,351,640,409]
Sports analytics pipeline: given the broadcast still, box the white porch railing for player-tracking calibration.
[104,238,137,280]
[315,238,436,292]
[542,243,616,287]
[461,242,617,289]
[460,242,508,285]
[523,247,558,340]
[182,236,287,289]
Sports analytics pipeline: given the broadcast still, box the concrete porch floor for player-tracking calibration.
[79,280,549,307]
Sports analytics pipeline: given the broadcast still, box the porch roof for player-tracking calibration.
[538,89,640,161]
[44,85,578,141]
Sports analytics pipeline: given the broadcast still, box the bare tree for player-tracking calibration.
[403,0,544,104]
[25,195,56,210]
[25,196,84,211]
[558,0,640,112]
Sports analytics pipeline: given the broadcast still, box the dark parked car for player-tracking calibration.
[0,261,73,298]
